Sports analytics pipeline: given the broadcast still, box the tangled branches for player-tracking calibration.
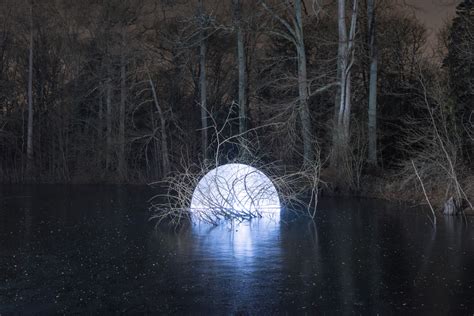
[149,155,322,226]
[149,100,323,227]
[397,76,473,216]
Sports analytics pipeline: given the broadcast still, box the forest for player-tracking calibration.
[0,0,473,209]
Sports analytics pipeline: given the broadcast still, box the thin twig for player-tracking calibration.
[411,159,436,227]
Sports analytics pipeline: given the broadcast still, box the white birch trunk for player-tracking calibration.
[337,0,348,145]
[343,0,358,137]
[336,0,358,147]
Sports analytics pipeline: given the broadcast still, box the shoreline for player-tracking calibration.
[2,171,473,216]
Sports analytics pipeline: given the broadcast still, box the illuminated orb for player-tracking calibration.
[190,163,281,221]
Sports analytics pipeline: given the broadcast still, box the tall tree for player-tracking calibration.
[148,73,170,176]
[445,0,474,159]
[367,0,378,165]
[261,0,313,163]
[295,0,312,163]
[233,0,247,140]
[26,0,34,175]
[105,73,112,171]
[118,27,127,179]
[334,0,358,156]
[199,0,209,161]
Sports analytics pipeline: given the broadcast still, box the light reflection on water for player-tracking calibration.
[191,217,281,262]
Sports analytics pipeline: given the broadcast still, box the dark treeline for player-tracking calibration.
[0,0,472,202]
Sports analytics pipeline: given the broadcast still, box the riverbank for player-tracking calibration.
[2,166,473,216]
[320,169,474,216]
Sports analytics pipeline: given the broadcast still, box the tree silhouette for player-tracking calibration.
[445,0,474,159]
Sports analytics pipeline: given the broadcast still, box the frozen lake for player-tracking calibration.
[1,185,473,314]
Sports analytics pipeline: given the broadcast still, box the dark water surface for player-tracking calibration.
[1,185,473,314]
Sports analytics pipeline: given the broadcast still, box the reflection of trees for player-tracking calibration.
[277,199,388,313]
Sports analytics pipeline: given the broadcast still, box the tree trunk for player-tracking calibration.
[343,69,352,138]
[336,0,348,151]
[118,35,126,179]
[199,0,208,162]
[105,76,112,171]
[233,0,247,140]
[98,87,103,143]
[367,0,378,165]
[443,196,459,215]
[334,44,342,119]
[26,2,34,175]
[295,0,313,163]
[335,0,358,150]
[149,77,170,177]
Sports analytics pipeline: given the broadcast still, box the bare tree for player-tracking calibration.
[148,72,171,176]
[367,0,378,165]
[199,0,209,161]
[233,0,247,141]
[105,74,112,171]
[26,1,34,175]
[118,27,127,179]
[261,0,313,163]
[334,0,358,157]
[295,0,312,163]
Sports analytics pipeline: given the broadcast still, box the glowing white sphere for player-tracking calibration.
[190,163,281,221]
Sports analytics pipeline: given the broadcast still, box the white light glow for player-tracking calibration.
[190,163,281,221]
